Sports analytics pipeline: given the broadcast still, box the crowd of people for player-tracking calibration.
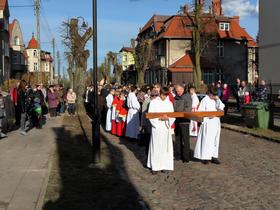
[89,77,273,174]
[90,82,225,175]
[0,80,77,138]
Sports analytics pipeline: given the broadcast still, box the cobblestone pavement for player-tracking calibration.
[102,128,280,210]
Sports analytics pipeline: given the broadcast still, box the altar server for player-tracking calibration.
[147,87,175,174]
[105,88,115,132]
[194,86,225,164]
[125,86,141,140]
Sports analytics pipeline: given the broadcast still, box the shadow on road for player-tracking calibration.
[42,115,148,210]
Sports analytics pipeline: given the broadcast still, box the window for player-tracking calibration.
[33,50,37,57]
[14,36,20,46]
[34,62,38,71]
[216,68,223,81]
[202,70,214,85]
[217,40,224,57]
[219,22,230,31]
[13,54,18,63]
[123,54,127,62]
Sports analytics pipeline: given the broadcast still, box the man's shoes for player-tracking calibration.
[211,158,221,164]
[161,170,169,174]
[20,131,27,136]
[182,159,190,163]
[151,171,158,175]
[202,160,209,165]
[0,132,7,138]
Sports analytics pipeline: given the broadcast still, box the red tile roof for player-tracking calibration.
[9,20,15,35]
[139,15,170,34]
[168,54,194,73]
[168,54,216,72]
[149,14,257,46]
[156,15,193,40]
[27,34,39,49]
[0,0,7,10]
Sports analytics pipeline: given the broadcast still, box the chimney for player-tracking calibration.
[212,0,223,16]
[232,16,240,24]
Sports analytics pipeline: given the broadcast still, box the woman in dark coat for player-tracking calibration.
[47,85,58,117]
[18,80,28,135]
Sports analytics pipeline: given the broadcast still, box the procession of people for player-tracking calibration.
[89,81,229,175]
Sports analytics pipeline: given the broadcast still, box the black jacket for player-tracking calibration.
[174,92,192,123]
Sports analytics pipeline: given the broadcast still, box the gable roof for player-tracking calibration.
[139,15,170,35]
[168,54,194,73]
[150,14,257,46]
[120,47,134,53]
[156,15,193,40]
[0,0,9,16]
[168,53,216,73]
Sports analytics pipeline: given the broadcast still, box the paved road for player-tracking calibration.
[0,117,61,210]
[102,128,280,210]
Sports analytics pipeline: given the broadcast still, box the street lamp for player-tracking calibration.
[89,0,101,167]
[77,16,88,29]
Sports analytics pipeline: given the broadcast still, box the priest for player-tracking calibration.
[194,86,225,164]
[147,87,175,174]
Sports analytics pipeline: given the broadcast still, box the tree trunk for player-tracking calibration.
[74,66,86,112]
[193,4,202,88]
[137,70,145,86]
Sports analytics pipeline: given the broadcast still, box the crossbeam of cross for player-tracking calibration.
[145,111,224,122]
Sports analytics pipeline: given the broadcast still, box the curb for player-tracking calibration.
[35,143,55,210]
[34,118,62,210]
[221,123,280,144]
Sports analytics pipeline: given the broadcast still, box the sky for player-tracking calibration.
[8,0,259,75]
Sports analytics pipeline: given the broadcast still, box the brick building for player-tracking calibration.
[138,0,257,85]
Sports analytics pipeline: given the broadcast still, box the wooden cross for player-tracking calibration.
[145,111,224,122]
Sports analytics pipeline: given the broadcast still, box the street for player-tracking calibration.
[102,126,280,210]
[0,115,278,209]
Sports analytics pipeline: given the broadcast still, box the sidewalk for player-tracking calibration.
[0,117,61,210]
[222,110,280,143]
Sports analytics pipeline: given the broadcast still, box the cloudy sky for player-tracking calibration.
[9,0,258,73]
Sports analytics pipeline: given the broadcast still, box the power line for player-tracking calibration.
[0,4,34,7]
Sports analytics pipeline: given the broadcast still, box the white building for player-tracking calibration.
[26,34,53,84]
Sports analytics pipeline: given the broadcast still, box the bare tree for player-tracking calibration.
[61,18,93,110]
[180,0,217,87]
[107,51,123,84]
[134,38,155,86]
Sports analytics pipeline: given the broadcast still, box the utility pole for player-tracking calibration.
[51,38,55,84]
[34,0,41,83]
[57,51,61,82]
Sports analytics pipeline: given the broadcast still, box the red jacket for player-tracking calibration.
[11,87,18,105]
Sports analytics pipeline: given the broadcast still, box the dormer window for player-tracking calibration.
[33,50,37,57]
[219,22,230,31]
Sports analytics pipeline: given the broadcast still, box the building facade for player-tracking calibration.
[26,35,53,84]
[0,0,10,84]
[138,0,257,85]
[9,19,27,79]
[259,0,280,87]
[119,47,137,84]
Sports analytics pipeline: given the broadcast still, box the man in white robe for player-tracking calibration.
[105,89,115,132]
[125,86,140,139]
[147,87,175,174]
[194,86,225,164]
